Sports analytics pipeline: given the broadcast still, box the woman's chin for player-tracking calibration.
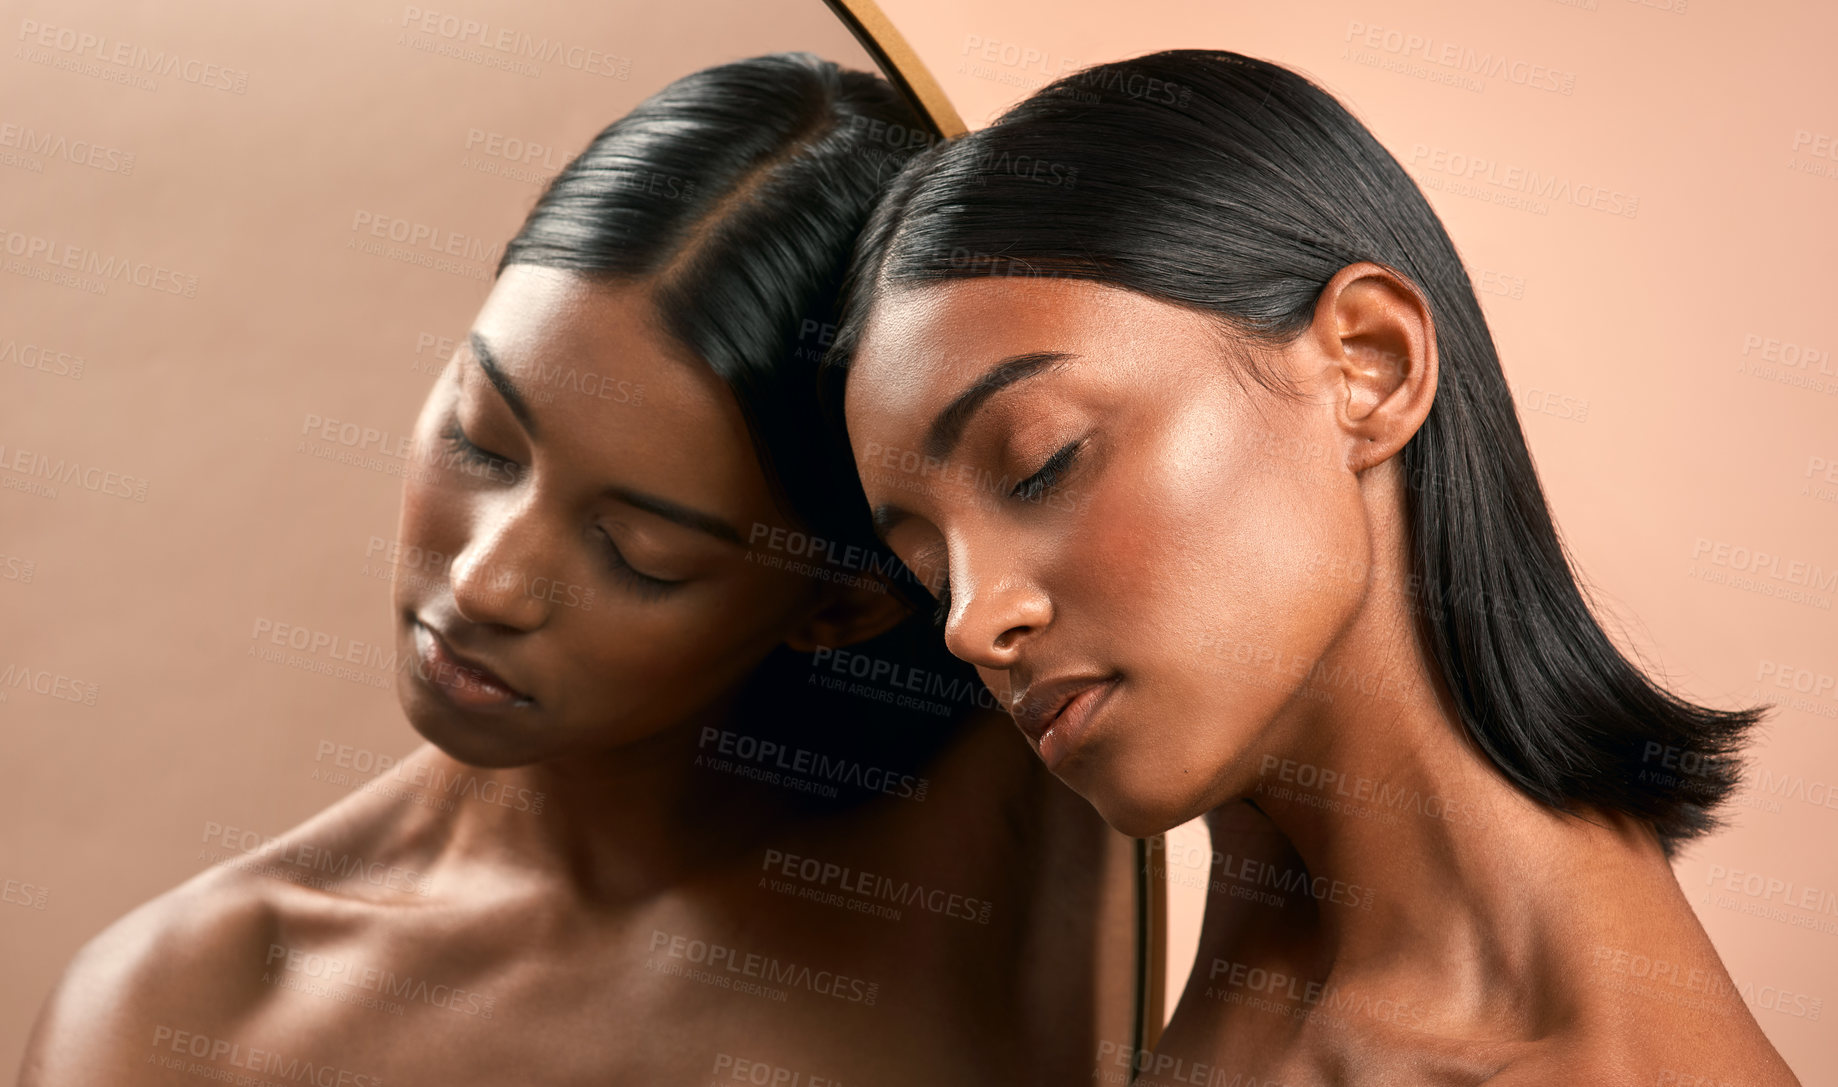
[1063,725,1255,839]
[1080,782,1206,840]
[398,684,546,770]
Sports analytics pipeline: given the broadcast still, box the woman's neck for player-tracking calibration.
[424,684,806,905]
[1202,592,1686,1041]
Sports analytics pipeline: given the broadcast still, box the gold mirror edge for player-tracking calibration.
[820,0,969,138]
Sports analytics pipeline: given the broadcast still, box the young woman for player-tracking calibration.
[827,49,1802,1085]
[20,54,1131,1085]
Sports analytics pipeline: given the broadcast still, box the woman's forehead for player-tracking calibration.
[846,277,1217,416]
[464,266,776,520]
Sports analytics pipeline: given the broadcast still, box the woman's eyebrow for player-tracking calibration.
[466,330,743,547]
[467,331,540,438]
[605,485,747,548]
[924,351,1077,460]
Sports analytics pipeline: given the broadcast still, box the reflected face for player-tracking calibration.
[393,266,823,767]
[843,277,1374,837]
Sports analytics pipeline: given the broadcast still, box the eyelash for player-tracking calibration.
[603,538,682,599]
[1011,438,1084,503]
[439,414,519,482]
[920,438,1085,631]
[438,413,682,599]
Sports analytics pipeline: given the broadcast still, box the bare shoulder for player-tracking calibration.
[17,863,287,1086]
[20,773,439,1085]
[1480,1026,1803,1087]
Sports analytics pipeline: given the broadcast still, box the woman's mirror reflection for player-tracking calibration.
[17,50,1134,1085]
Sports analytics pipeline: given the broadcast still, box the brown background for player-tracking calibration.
[5,0,1836,1079]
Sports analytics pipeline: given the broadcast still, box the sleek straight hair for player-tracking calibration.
[821,49,1765,851]
[498,52,977,790]
[502,51,928,581]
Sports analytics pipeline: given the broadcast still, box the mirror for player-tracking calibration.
[0,1,1147,1081]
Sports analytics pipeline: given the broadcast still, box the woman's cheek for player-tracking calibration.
[608,591,783,691]
[1136,410,1358,718]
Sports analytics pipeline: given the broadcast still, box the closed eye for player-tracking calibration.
[1012,438,1083,503]
[439,414,520,483]
[598,527,685,600]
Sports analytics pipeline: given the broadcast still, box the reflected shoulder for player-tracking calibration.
[17,868,286,1086]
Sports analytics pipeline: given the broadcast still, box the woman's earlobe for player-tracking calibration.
[783,582,915,653]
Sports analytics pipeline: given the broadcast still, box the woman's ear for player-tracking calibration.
[783,579,914,653]
[1305,261,1439,474]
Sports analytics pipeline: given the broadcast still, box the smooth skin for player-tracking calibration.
[18,267,1127,1086]
[842,268,1801,1085]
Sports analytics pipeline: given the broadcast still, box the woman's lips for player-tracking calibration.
[1012,675,1120,771]
[412,620,534,712]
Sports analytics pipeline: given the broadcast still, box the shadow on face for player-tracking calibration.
[392,265,833,768]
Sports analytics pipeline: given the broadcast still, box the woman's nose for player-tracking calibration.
[940,546,1051,672]
[448,498,553,631]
